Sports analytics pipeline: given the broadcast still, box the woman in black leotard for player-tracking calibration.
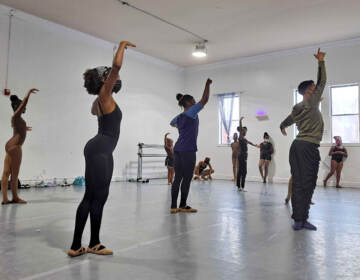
[68,41,135,257]
[323,136,348,188]
[258,132,274,183]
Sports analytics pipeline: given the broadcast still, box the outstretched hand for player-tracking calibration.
[240,117,245,122]
[314,48,326,61]
[27,88,39,95]
[26,126,32,131]
[113,41,136,68]
[206,78,212,85]
[120,41,136,49]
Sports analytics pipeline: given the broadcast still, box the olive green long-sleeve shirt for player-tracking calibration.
[280,61,326,145]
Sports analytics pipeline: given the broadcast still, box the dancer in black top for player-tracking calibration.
[323,136,348,188]
[236,117,259,191]
[258,132,274,183]
[68,41,135,257]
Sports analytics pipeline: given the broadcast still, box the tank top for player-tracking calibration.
[98,104,122,144]
[260,142,273,157]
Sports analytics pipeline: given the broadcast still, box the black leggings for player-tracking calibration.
[71,138,114,250]
[236,157,247,189]
[171,151,196,209]
[290,140,320,222]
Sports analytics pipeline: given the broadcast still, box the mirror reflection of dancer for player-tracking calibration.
[236,117,259,191]
[323,136,348,188]
[194,157,214,180]
[1,89,38,205]
[170,79,212,214]
[68,41,136,257]
[258,132,274,183]
[164,133,175,185]
[231,133,240,181]
[280,48,326,231]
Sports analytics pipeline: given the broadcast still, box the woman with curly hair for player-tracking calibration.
[1,89,38,205]
[68,41,135,257]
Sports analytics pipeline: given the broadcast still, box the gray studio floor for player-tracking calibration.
[1,179,360,280]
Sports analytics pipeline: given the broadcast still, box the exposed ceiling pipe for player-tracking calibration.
[119,1,208,44]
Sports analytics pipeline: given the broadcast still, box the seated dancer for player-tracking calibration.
[1,89,38,205]
[68,41,135,257]
[231,133,240,181]
[323,136,348,188]
[258,132,274,183]
[194,157,214,180]
[280,48,326,231]
[236,117,259,191]
[170,78,212,214]
[164,133,175,185]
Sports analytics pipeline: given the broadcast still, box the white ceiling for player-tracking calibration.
[1,0,360,67]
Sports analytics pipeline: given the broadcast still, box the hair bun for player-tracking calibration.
[10,95,19,102]
[176,93,183,101]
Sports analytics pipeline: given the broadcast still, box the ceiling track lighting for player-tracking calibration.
[120,1,208,58]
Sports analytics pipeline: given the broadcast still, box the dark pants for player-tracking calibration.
[236,156,247,189]
[171,151,196,209]
[289,140,320,222]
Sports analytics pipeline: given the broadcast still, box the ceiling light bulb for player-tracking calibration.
[192,42,207,58]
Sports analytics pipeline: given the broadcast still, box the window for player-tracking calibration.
[218,94,240,144]
[331,85,359,143]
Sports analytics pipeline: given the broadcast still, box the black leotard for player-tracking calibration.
[199,163,207,174]
[71,103,122,250]
[331,146,345,163]
[260,142,273,161]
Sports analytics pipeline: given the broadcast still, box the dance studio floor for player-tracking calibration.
[1,180,360,280]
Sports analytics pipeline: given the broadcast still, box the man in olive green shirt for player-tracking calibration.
[280,48,326,231]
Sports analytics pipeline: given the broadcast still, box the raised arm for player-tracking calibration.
[98,41,136,104]
[314,48,327,98]
[199,79,212,107]
[13,88,38,118]
[238,117,244,138]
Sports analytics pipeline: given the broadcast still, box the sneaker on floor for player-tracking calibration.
[303,221,317,231]
[292,221,303,231]
[336,185,342,189]
[179,206,197,213]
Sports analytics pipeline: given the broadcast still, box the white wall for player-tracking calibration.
[1,4,360,188]
[184,42,360,187]
[0,5,184,182]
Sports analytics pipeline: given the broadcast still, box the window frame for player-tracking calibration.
[218,93,240,146]
[329,83,360,144]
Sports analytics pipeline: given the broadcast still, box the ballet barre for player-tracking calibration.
[129,143,167,183]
